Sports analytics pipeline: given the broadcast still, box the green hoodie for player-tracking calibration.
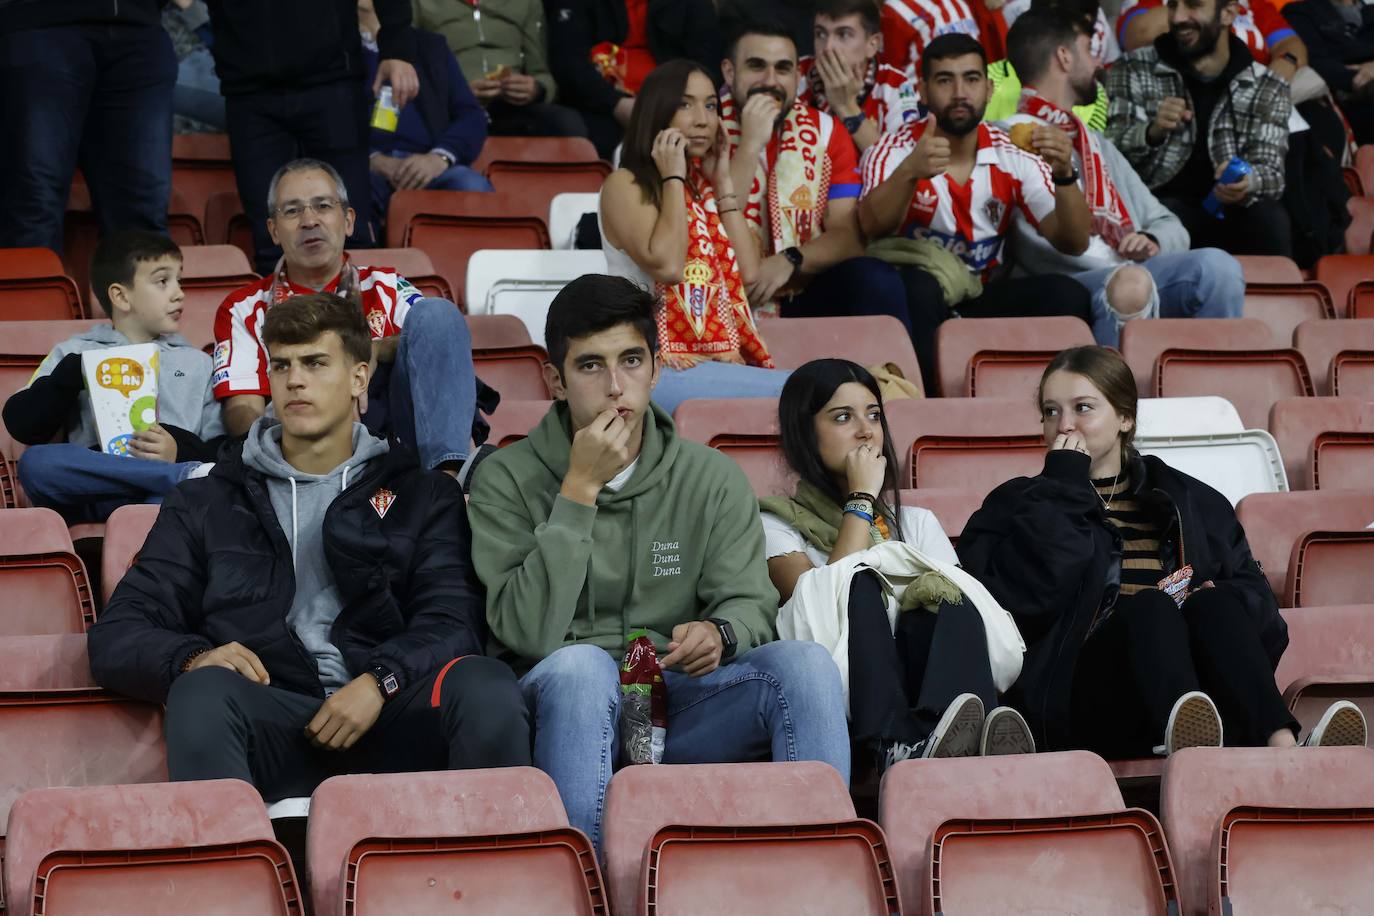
[468,402,779,670]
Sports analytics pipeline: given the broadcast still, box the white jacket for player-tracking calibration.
[776,541,1025,711]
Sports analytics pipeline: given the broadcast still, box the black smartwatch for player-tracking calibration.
[1052,166,1080,187]
[370,666,401,701]
[842,112,866,135]
[781,245,804,280]
[707,618,738,660]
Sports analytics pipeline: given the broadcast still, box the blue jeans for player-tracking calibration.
[519,641,851,851]
[1074,248,1245,347]
[369,153,492,238]
[18,444,198,523]
[0,22,176,252]
[366,298,477,469]
[653,362,791,416]
[173,46,226,129]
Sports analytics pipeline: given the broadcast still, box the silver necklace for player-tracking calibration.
[1097,468,1121,512]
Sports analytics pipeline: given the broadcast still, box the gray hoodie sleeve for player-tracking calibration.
[1100,137,1190,254]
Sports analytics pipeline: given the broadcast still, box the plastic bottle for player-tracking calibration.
[1203,156,1252,219]
[371,86,398,133]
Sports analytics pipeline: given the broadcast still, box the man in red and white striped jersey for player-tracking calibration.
[799,0,923,153]
[879,0,983,82]
[859,33,1093,392]
[213,158,488,481]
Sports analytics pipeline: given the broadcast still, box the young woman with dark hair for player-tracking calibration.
[959,346,1366,757]
[599,59,790,414]
[761,358,1034,770]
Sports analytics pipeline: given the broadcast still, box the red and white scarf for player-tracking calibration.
[1015,88,1133,249]
[655,164,775,371]
[719,90,832,260]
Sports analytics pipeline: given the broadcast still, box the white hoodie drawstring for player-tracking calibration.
[286,464,352,574]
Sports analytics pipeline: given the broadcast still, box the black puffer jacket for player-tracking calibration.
[88,438,485,704]
[0,0,161,32]
[958,449,1286,750]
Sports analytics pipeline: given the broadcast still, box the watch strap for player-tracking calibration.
[371,666,401,701]
[707,617,738,659]
[1052,167,1080,187]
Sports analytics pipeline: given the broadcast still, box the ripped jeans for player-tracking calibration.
[519,641,850,852]
[1074,247,1245,347]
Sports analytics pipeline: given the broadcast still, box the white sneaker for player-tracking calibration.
[880,739,925,774]
[1304,701,1368,747]
[981,706,1036,756]
[922,693,985,758]
[1154,690,1224,756]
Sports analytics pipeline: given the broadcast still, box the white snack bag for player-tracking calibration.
[81,344,159,455]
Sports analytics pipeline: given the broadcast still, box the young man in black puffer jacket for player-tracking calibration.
[89,292,529,801]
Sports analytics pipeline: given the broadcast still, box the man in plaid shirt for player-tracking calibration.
[1105,0,1293,256]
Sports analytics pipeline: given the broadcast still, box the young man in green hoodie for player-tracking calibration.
[468,274,850,851]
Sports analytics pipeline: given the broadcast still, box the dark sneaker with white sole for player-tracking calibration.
[1304,700,1368,747]
[1155,690,1223,756]
[981,706,1036,756]
[923,693,985,759]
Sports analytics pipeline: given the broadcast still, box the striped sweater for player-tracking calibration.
[1094,473,1163,596]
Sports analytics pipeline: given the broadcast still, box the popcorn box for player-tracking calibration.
[82,344,159,456]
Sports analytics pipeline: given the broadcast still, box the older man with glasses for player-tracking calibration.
[212,158,493,486]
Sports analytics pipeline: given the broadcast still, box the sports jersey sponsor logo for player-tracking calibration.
[212,367,230,386]
[212,341,231,372]
[912,226,1005,271]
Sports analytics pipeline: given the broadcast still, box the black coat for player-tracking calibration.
[544,0,723,115]
[1285,0,1374,94]
[88,439,487,705]
[203,0,415,96]
[0,0,161,32]
[957,449,1286,750]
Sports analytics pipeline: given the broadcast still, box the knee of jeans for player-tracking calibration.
[1105,265,1156,320]
[429,167,494,193]
[403,297,470,340]
[749,640,842,693]
[16,448,53,498]
[525,644,620,699]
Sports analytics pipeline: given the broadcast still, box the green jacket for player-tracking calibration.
[412,0,557,102]
[468,402,780,670]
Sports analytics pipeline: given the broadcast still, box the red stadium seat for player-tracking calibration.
[1120,317,1275,395]
[672,398,793,497]
[100,505,158,606]
[879,751,1130,911]
[1269,397,1374,489]
[0,248,83,321]
[389,191,552,307]
[1345,196,1374,256]
[936,316,1094,397]
[471,136,603,175]
[0,509,95,634]
[170,133,237,231]
[178,244,252,279]
[603,762,873,916]
[1286,529,1374,608]
[485,400,553,447]
[179,276,256,351]
[898,488,984,542]
[469,313,533,349]
[1294,318,1374,396]
[165,189,206,249]
[1235,490,1374,603]
[7,780,293,916]
[1234,255,1303,285]
[1316,254,1374,318]
[473,345,551,401]
[1334,351,1374,397]
[893,398,1044,495]
[1154,348,1313,430]
[755,316,923,393]
[487,161,613,224]
[204,189,254,265]
[1274,604,1374,740]
[1243,283,1335,345]
[1162,746,1374,916]
[0,320,103,450]
[306,768,598,916]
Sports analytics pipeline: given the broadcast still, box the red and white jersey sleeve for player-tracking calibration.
[861,120,1057,283]
[1116,0,1294,64]
[211,265,424,400]
[879,0,982,81]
